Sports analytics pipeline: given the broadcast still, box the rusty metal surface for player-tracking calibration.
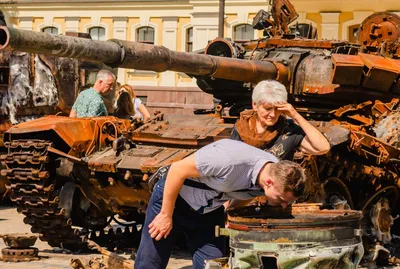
[369,197,396,244]
[359,53,400,91]
[1,247,40,262]
[0,49,103,121]
[5,116,130,156]
[1,139,88,249]
[2,1,400,263]
[244,37,348,51]
[0,122,12,147]
[0,232,39,263]
[359,12,400,58]
[300,55,339,95]
[0,26,279,84]
[208,204,364,268]
[349,130,400,164]
[205,38,240,58]
[0,29,106,157]
[331,54,364,86]
[130,114,230,147]
[227,203,362,229]
[0,233,38,248]
[1,112,234,250]
[0,27,121,64]
[270,0,298,34]
[70,240,134,269]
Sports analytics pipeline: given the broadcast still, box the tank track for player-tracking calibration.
[1,139,87,249]
[314,147,399,226]
[1,139,143,251]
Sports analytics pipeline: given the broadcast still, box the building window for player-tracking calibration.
[42,26,59,35]
[89,27,106,41]
[137,95,148,105]
[348,24,360,43]
[233,24,254,43]
[186,27,193,52]
[137,27,155,44]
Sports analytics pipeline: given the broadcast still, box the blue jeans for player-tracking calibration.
[134,177,225,269]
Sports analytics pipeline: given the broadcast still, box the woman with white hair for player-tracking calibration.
[230,80,330,160]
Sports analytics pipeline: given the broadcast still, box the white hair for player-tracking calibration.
[252,80,288,105]
[96,69,116,82]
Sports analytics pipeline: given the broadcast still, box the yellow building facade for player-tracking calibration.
[2,0,400,87]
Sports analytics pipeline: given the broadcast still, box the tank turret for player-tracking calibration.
[2,9,400,117]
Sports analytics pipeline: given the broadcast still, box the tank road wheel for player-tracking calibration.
[359,186,398,244]
[323,177,354,210]
[355,186,399,265]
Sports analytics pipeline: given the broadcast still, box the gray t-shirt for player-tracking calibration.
[179,139,278,214]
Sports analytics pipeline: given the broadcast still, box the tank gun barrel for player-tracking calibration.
[0,26,278,83]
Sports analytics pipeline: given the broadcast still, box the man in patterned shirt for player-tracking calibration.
[69,70,116,118]
[134,139,310,269]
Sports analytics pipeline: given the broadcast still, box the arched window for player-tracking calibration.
[186,27,193,52]
[42,26,59,35]
[233,24,253,43]
[137,27,155,44]
[89,27,106,41]
[348,24,360,43]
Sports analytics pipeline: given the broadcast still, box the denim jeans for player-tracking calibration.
[134,177,225,269]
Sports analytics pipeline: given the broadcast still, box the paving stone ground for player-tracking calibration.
[1,205,400,269]
[0,206,192,269]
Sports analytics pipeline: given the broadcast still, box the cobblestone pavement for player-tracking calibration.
[0,206,192,269]
[1,205,400,269]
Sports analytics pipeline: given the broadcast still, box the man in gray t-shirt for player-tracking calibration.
[135,139,309,269]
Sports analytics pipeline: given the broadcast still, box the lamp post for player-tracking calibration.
[218,0,225,38]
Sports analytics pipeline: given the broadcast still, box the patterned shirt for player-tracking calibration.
[72,88,108,118]
[179,139,278,214]
[230,119,305,160]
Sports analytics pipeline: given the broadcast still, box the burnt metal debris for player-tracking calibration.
[0,233,40,262]
[207,204,364,268]
[0,30,106,199]
[0,0,400,267]
[70,240,134,269]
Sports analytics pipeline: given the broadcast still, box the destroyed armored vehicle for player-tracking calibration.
[1,0,400,265]
[0,22,111,198]
[0,10,115,197]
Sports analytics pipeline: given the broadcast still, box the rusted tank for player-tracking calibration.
[0,22,112,198]
[0,0,400,263]
[0,30,112,128]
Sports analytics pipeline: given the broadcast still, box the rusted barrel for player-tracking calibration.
[0,26,278,83]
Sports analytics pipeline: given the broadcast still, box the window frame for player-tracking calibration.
[186,27,193,52]
[233,24,254,44]
[89,26,106,41]
[42,26,59,35]
[136,26,155,45]
[348,24,360,43]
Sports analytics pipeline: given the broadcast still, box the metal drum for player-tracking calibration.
[207,203,364,269]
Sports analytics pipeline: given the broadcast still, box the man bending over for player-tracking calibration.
[134,139,310,269]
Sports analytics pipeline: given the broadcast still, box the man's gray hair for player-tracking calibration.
[252,80,288,106]
[96,69,116,82]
